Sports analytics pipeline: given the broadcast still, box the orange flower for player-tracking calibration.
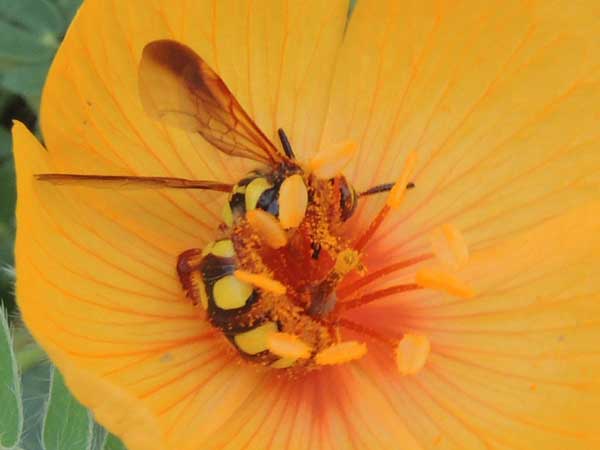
[13,0,600,449]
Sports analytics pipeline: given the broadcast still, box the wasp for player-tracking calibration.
[37,40,414,370]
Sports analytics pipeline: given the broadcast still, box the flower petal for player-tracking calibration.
[346,201,600,449]
[322,0,600,258]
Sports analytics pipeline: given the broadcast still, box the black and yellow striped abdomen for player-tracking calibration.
[187,238,293,367]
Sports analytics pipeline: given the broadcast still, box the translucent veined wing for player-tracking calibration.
[139,39,290,166]
[35,174,233,192]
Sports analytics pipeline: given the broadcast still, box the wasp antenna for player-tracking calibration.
[359,182,415,197]
[278,128,295,160]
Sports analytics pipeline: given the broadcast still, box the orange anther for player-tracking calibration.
[234,270,286,295]
[386,150,418,209]
[415,267,475,299]
[278,174,308,228]
[246,209,288,248]
[315,341,367,365]
[309,141,358,179]
[430,223,469,268]
[267,332,312,359]
[395,333,430,375]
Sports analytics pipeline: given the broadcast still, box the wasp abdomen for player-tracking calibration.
[178,238,299,367]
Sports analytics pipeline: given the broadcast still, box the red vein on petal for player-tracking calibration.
[30,193,180,298]
[411,376,495,450]
[29,231,177,303]
[25,253,191,320]
[362,25,554,253]
[161,358,257,439]
[136,349,225,400]
[43,310,206,349]
[432,347,593,389]
[380,68,593,258]
[74,26,215,231]
[428,362,595,440]
[338,253,432,298]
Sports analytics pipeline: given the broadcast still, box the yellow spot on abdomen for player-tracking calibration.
[234,322,278,355]
[245,177,272,211]
[211,239,235,258]
[212,275,254,310]
[222,203,233,227]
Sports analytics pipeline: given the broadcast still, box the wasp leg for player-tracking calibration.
[177,248,208,309]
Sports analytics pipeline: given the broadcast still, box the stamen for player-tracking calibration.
[278,174,308,229]
[246,209,288,249]
[415,267,475,299]
[234,270,286,295]
[386,150,418,209]
[359,182,415,196]
[354,151,418,251]
[336,318,397,347]
[309,141,358,179]
[334,249,362,276]
[337,253,433,299]
[430,223,469,268]
[395,333,430,375]
[267,332,312,359]
[335,283,422,314]
[315,341,367,366]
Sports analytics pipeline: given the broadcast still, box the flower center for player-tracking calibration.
[178,149,474,376]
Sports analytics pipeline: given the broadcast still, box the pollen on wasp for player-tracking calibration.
[176,143,472,376]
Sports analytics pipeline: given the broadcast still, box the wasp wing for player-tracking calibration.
[139,39,288,166]
[35,174,232,192]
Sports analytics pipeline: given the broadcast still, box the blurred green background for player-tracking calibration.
[0,0,82,313]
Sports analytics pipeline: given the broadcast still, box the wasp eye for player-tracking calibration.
[339,177,358,222]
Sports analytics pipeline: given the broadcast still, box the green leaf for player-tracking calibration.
[89,423,107,450]
[0,127,15,223]
[52,0,82,24]
[0,307,23,448]
[0,127,15,311]
[1,63,50,112]
[20,361,51,450]
[102,434,126,450]
[43,368,93,450]
[0,0,65,34]
[0,23,53,69]
[0,0,74,110]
